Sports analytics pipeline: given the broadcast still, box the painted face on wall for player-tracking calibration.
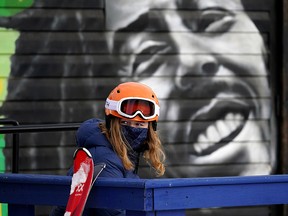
[106,0,272,176]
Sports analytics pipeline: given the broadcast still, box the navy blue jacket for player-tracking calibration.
[76,118,139,179]
[50,118,139,216]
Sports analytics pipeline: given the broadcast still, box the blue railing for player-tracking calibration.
[1,173,288,215]
[0,122,286,215]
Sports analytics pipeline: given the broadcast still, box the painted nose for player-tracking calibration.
[202,61,219,75]
[175,55,220,89]
[178,54,220,75]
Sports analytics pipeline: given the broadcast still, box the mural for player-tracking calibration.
[0,1,276,177]
[0,0,278,215]
[106,0,276,177]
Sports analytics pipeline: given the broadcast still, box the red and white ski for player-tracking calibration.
[64,147,106,216]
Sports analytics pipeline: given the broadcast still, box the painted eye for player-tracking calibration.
[197,9,235,32]
[133,40,171,77]
[182,9,235,32]
[117,39,171,77]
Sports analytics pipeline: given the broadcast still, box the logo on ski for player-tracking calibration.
[75,183,84,193]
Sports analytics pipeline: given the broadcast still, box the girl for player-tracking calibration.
[50,82,166,215]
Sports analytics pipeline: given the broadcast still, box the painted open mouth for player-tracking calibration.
[189,98,252,156]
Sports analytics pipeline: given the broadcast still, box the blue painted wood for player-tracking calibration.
[126,210,153,216]
[145,175,288,210]
[0,174,71,206]
[0,174,288,215]
[155,210,185,216]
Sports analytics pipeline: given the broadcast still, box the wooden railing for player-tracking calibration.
[0,122,287,215]
[1,173,288,215]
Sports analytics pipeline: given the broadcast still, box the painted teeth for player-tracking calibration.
[193,113,245,154]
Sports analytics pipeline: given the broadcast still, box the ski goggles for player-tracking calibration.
[105,97,160,120]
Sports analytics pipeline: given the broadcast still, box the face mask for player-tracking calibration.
[121,125,148,152]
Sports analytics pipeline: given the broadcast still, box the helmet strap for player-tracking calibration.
[105,115,112,130]
[152,121,157,131]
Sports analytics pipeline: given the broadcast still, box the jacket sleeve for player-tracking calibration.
[89,146,126,178]
[49,119,128,215]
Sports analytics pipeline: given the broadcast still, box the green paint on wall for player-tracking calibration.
[0,28,20,54]
[0,28,19,172]
[0,56,11,77]
[0,27,19,216]
[0,28,19,102]
[1,204,8,216]
[0,81,7,103]
[0,134,7,215]
[0,135,5,172]
[0,0,34,17]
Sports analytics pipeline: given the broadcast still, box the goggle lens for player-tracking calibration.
[121,99,155,117]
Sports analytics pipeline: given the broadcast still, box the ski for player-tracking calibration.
[73,162,106,216]
[64,147,106,216]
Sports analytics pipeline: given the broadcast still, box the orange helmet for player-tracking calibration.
[105,82,160,123]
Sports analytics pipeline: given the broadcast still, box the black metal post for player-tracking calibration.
[0,119,20,173]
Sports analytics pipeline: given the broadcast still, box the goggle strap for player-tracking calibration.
[155,104,160,116]
[105,98,118,111]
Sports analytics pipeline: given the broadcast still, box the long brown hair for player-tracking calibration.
[99,118,165,176]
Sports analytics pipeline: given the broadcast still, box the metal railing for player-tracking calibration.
[0,119,20,173]
[0,119,81,173]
